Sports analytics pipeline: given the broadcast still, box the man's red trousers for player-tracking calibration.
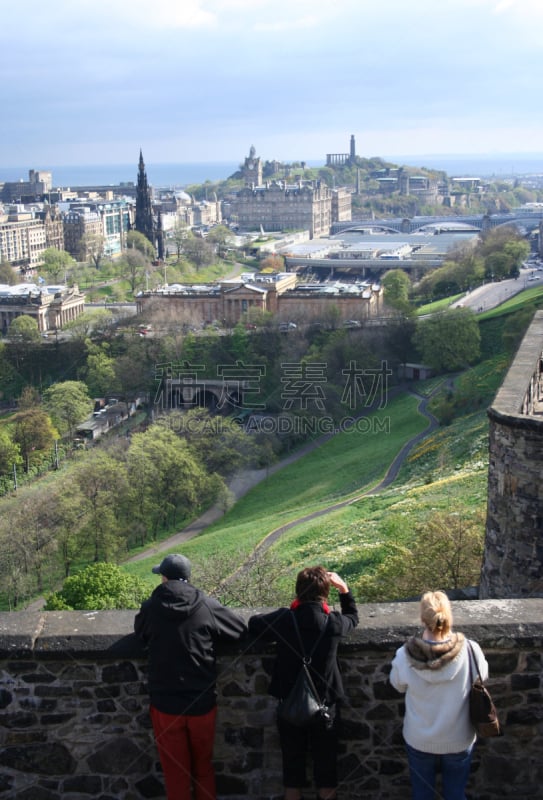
[150,705,217,800]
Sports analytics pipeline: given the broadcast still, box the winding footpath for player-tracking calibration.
[127,387,440,567]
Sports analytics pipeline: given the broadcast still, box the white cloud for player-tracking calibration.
[253,15,319,32]
[493,0,543,13]
[127,0,217,29]
[1,0,543,166]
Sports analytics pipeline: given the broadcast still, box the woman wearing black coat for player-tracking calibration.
[249,566,359,800]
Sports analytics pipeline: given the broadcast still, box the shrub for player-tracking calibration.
[45,562,149,610]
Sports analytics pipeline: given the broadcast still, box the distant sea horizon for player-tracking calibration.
[2,153,543,188]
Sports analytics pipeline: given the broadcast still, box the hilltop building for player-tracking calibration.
[326,134,357,167]
[243,145,263,187]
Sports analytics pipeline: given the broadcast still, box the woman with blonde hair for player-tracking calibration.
[390,590,488,800]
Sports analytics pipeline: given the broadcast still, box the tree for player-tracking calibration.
[484,251,511,281]
[126,426,210,540]
[382,269,412,311]
[355,509,485,602]
[6,315,41,378]
[0,342,23,403]
[260,254,285,272]
[10,487,60,594]
[12,408,59,472]
[127,229,155,260]
[163,408,258,479]
[194,547,292,607]
[182,232,215,268]
[8,314,40,344]
[206,225,234,257]
[49,483,88,578]
[45,562,149,610]
[484,239,529,280]
[71,451,129,562]
[0,428,21,476]
[0,504,34,608]
[40,248,76,283]
[18,385,41,410]
[0,258,18,285]
[113,343,153,403]
[413,309,481,372]
[81,231,106,268]
[170,220,189,263]
[43,380,93,438]
[62,308,114,343]
[84,346,120,398]
[118,247,149,293]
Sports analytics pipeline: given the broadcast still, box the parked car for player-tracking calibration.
[343,319,361,328]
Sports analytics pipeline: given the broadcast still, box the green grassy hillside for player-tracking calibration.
[124,291,528,603]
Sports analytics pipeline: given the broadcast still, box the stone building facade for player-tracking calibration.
[480,310,543,598]
[242,145,263,187]
[0,215,48,272]
[39,205,65,253]
[62,201,132,260]
[62,208,103,260]
[136,274,382,327]
[0,283,86,334]
[0,600,540,799]
[227,181,350,239]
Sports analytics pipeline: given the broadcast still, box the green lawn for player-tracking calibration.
[124,392,430,587]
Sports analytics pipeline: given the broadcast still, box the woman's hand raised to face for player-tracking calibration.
[327,571,349,594]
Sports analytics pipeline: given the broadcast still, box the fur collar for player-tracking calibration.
[405,632,465,670]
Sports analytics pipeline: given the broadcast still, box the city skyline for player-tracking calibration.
[1,0,543,168]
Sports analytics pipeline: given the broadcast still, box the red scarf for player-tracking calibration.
[290,598,330,614]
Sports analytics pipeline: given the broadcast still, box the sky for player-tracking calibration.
[2,0,543,168]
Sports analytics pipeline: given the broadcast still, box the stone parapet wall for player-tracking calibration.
[480,310,543,599]
[481,411,543,598]
[1,600,542,799]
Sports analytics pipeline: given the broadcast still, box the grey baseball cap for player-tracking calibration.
[152,554,192,581]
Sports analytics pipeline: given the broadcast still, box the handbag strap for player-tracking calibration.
[290,611,328,706]
[467,639,483,683]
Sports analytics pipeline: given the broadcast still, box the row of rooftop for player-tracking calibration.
[6,139,543,273]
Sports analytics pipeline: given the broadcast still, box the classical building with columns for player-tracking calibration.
[136,273,382,328]
[0,283,86,335]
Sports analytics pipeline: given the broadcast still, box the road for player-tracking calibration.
[451,264,543,313]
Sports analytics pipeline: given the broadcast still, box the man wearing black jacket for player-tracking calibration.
[134,553,247,800]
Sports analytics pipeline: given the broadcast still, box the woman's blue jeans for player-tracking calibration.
[405,742,474,800]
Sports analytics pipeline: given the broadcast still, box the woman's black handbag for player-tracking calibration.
[467,640,503,738]
[278,613,331,728]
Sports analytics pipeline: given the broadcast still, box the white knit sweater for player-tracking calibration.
[389,633,488,754]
